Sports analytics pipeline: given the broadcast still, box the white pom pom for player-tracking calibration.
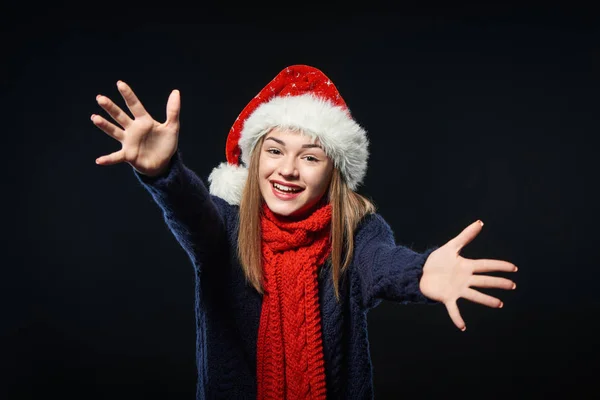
[207,162,248,206]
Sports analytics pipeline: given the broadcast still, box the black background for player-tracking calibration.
[4,3,599,399]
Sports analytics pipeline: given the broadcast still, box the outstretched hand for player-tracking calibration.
[91,81,181,177]
[419,220,517,331]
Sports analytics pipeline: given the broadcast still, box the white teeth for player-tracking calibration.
[273,182,301,193]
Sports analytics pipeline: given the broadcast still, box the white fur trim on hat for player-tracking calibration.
[208,162,248,205]
[238,94,369,191]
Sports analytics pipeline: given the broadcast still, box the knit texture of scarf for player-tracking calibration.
[257,202,332,400]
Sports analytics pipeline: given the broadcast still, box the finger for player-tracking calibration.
[462,288,503,308]
[469,275,516,290]
[117,81,150,119]
[96,149,125,166]
[472,259,518,273]
[449,220,484,253]
[444,301,466,331]
[165,89,181,126]
[91,114,125,141]
[96,94,133,130]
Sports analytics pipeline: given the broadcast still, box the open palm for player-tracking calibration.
[419,220,518,331]
[92,80,181,177]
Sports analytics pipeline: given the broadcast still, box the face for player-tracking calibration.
[258,127,334,218]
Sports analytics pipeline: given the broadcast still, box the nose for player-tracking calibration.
[278,155,299,179]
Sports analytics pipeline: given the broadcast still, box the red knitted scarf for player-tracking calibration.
[257,202,332,400]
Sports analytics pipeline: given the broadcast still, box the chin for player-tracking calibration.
[264,198,314,219]
[266,202,303,217]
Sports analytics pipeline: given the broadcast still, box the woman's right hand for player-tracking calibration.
[92,80,181,177]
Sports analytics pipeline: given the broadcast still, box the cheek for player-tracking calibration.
[307,168,332,195]
[257,159,274,195]
[258,156,275,177]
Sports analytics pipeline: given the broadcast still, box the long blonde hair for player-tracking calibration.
[237,134,376,300]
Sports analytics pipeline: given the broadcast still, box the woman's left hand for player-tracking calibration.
[419,220,518,331]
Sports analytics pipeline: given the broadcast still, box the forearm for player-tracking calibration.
[355,214,439,309]
[134,149,227,264]
[366,245,438,307]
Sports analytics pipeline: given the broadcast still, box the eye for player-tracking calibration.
[304,155,319,162]
[266,148,282,155]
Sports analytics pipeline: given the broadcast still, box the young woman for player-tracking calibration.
[91,65,518,399]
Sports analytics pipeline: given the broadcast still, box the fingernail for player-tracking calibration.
[96,94,101,100]
[90,114,95,120]
[479,220,484,227]
[512,283,517,289]
[461,326,466,332]
[514,266,518,272]
[499,302,504,308]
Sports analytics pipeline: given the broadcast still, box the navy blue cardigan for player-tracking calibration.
[134,149,437,399]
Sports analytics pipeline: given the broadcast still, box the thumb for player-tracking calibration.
[165,89,181,125]
[449,220,484,252]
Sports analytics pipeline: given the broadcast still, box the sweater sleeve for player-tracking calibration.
[353,213,440,310]
[132,149,227,269]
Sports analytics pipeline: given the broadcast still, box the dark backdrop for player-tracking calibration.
[3,4,598,399]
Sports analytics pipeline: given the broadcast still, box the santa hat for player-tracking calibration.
[208,65,369,205]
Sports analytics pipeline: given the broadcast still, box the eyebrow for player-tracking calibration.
[264,136,323,149]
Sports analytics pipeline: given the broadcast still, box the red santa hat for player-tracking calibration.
[208,65,369,205]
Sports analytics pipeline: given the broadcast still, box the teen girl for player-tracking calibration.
[91,65,517,399]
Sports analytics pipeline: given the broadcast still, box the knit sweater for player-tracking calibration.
[134,149,438,399]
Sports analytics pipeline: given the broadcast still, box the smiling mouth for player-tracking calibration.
[272,182,303,193]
